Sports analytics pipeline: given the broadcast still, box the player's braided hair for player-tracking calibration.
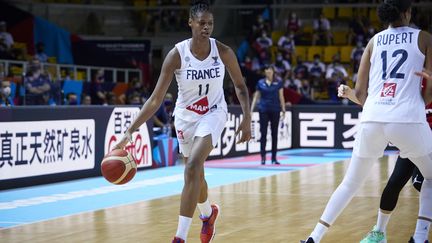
[190,0,211,19]
[378,0,412,24]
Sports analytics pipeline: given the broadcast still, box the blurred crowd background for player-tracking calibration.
[0,0,431,109]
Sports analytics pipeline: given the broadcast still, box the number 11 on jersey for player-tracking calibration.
[198,83,209,96]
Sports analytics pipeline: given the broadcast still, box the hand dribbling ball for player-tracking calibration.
[101,149,137,185]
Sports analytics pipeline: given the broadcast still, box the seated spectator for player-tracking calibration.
[285,12,302,42]
[351,41,365,83]
[0,21,14,59]
[348,14,366,46]
[24,63,51,105]
[153,97,171,136]
[312,13,332,46]
[254,31,272,65]
[286,72,302,92]
[293,56,309,80]
[283,85,315,105]
[326,54,348,101]
[128,92,143,106]
[89,69,108,105]
[298,78,312,100]
[364,18,377,43]
[34,42,48,63]
[284,76,299,91]
[0,79,14,106]
[81,93,92,105]
[120,77,149,105]
[277,31,295,62]
[252,15,271,39]
[65,92,78,105]
[274,52,291,80]
[308,54,326,78]
[256,30,273,50]
[164,92,174,116]
[105,92,117,105]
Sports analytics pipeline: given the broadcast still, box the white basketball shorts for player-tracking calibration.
[174,109,227,157]
[353,122,432,159]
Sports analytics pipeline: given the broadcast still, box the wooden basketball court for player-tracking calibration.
[0,154,421,242]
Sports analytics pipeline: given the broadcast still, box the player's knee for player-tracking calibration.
[184,160,202,180]
[340,177,363,192]
[386,177,405,192]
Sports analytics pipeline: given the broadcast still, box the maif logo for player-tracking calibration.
[187,96,210,115]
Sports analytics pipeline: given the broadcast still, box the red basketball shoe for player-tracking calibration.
[200,204,220,243]
[172,236,185,243]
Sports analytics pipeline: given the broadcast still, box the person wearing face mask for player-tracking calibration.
[325,54,348,101]
[34,42,48,63]
[293,56,309,80]
[286,12,302,40]
[0,79,14,106]
[278,31,296,61]
[256,31,272,50]
[312,13,332,46]
[309,54,326,78]
[153,94,171,136]
[120,78,149,105]
[24,64,51,105]
[0,21,14,59]
[351,41,365,83]
[274,52,291,80]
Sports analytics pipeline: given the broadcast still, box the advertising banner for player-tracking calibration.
[0,119,95,180]
[104,107,152,168]
[208,106,292,159]
[0,106,153,190]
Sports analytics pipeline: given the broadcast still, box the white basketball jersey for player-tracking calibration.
[362,27,425,123]
[173,38,227,122]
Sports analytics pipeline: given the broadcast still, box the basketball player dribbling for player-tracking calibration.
[114,1,252,242]
[302,0,432,242]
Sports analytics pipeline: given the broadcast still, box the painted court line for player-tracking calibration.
[0,149,353,228]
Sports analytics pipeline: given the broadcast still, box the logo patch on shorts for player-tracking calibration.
[381,83,397,98]
[187,96,210,115]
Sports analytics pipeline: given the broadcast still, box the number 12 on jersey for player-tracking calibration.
[381,49,408,80]
[198,83,209,96]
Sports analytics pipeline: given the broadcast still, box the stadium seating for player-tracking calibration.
[323,46,339,63]
[340,45,354,63]
[307,46,323,62]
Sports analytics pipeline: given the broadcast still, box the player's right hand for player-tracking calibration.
[415,69,432,81]
[112,131,133,150]
[337,84,352,98]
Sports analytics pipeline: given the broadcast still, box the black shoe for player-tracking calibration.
[300,237,315,243]
[409,237,430,243]
[261,160,265,165]
[271,160,280,165]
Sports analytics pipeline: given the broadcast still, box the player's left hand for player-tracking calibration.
[236,116,251,144]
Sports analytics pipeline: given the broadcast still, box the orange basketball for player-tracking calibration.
[101,149,137,185]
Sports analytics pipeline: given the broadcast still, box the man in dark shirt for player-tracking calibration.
[24,64,51,105]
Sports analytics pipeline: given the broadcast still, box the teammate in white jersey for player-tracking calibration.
[114,1,252,243]
[302,0,432,242]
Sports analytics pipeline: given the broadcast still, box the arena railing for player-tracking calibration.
[0,58,141,83]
